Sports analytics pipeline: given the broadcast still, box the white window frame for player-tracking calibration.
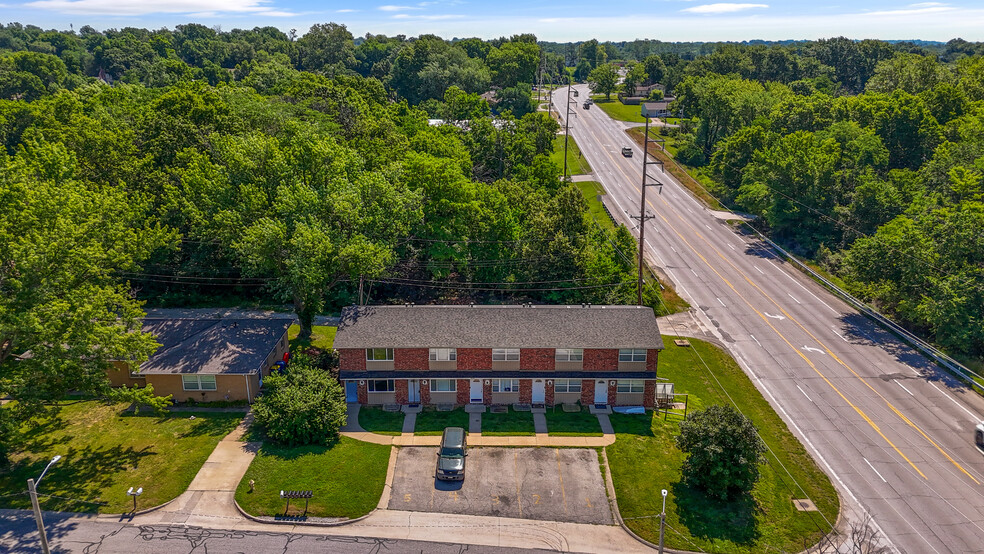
[367,379,395,392]
[182,374,217,391]
[491,379,520,393]
[429,348,457,361]
[553,378,582,393]
[492,348,520,361]
[617,379,645,393]
[430,379,456,392]
[618,349,647,362]
[366,348,394,361]
[555,348,584,362]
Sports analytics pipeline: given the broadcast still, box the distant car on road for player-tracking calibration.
[976,422,984,451]
[436,427,467,481]
[583,102,591,109]
[622,147,633,157]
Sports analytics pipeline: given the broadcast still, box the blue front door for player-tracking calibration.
[345,381,358,403]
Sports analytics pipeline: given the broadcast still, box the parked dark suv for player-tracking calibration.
[436,427,467,481]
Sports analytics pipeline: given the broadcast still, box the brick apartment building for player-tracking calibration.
[334,304,664,408]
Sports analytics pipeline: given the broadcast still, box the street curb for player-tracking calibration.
[93,496,180,522]
[233,498,377,528]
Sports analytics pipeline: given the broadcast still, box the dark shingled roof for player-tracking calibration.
[333,305,663,350]
[137,318,293,375]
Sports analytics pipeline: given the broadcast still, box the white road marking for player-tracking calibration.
[728,244,735,250]
[766,259,840,315]
[755,266,764,274]
[833,329,849,342]
[687,208,694,214]
[788,293,801,304]
[691,269,699,277]
[764,312,786,320]
[750,334,762,347]
[802,345,824,354]
[716,297,726,307]
[797,385,812,402]
[704,224,711,230]
[670,246,677,253]
[895,381,914,397]
[928,382,983,421]
[864,457,888,483]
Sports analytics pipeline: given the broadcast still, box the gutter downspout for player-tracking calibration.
[245,373,251,404]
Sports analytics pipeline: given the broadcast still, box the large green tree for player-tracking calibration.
[587,63,619,100]
[676,405,767,501]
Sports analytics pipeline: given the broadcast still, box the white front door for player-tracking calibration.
[594,380,608,404]
[532,380,545,403]
[470,379,483,403]
[408,379,420,404]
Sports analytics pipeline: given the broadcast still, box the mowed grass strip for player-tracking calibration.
[482,407,535,436]
[545,407,603,436]
[576,181,615,234]
[287,324,336,352]
[236,437,390,519]
[591,98,647,123]
[0,401,241,513]
[607,336,839,552]
[414,408,469,436]
[551,135,592,176]
[358,407,405,436]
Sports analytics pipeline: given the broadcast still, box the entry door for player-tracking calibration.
[532,380,545,403]
[408,379,420,404]
[470,379,483,403]
[594,380,608,404]
[345,381,358,403]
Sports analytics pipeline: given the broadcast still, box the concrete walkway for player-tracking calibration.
[533,412,548,433]
[597,413,614,435]
[469,412,482,434]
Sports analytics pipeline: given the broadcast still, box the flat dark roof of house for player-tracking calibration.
[137,318,294,375]
[333,305,663,350]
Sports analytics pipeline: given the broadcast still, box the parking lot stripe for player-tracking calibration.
[556,449,568,515]
[514,451,523,518]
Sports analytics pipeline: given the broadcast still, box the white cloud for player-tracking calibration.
[392,12,462,19]
[378,4,419,10]
[862,4,954,16]
[681,3,768,14]
[24,0,296,15]
[336,8,358,12]
[909,2,946,6]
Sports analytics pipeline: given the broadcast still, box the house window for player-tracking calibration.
[555,348,583,362]
[367,379,395,392]
[491,379,520,393]
[366,348,394,361]
[129,371,145,379]
[182,375,217,391]
[429,348,457,361]
[618,349,647,362]
[553,378,582,393]
[617,379,645,393]
[492,348,520,361]
[431,379,456,392]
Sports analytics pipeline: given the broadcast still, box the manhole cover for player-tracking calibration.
[793,499,817,511]
[674,339,691,347]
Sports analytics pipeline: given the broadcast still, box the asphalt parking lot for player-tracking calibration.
[388,447,613,525]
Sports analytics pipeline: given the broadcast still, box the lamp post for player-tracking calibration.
[658,488,667,554]
[28,454,61,554]
[126,487,143,514]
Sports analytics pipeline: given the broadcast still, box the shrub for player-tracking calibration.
[675,405,767,500]
[252,355,347,446]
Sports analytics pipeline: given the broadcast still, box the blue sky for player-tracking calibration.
[4,0,983,42]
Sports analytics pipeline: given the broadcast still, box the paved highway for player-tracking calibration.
[554,85,984,552]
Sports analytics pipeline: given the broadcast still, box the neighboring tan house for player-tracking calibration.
[641,101,672,118]
[108,317,293,403]
[334,304,664,408]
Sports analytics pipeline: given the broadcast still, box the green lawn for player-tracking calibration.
[287,324,336,352]
[626,126,725,211]
[544,407,603,436]
[358,407,405,436]
[592,98,647,123]
[414,408,470,435]
[482,407,535,436]
[576,181,616,233]
[607,337,838,552]
[551,135,592,176]
[236,436,390,519]
[0,401,241,513]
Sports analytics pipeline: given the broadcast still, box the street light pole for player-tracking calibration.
[658,488,667,554]
[28,455,60,554]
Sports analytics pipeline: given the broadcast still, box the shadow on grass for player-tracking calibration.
[672,481,760,546]
[254,438,342,461]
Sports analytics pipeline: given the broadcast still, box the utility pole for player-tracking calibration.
[658,489,668,553]
[563,77,573,182]
[631,115,665,305]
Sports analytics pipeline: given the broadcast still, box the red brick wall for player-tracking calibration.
[581,379,595,405]
[483,379,492,405]
[357,381,367,404]
[420,380,431,404]
[519,379,532,403]
[583,349,618,371]
[458,348,492,370]
[545,382,555,405]
[607,381,617,405]
[521,349,555,371]
[646,349,659,373]
[456,379,470,404]
[339,349,367,371]
[643,380,656,408]
[395,348,429,370]
[395,379,408,404]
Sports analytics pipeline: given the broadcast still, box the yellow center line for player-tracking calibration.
[556,448,568,514]
[514,451,523,518]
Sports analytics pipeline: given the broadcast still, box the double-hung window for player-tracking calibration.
[491,379,520,393]
[617,379,645,393]
[182,375,217,391]
[492,348,520,361]
[367,379,395,392]
[366,348,394,361]
[555,348,583,362]
[553,378,582,393]
[618,349,647,362]
[430,379,456,392]
[429,348,457,361]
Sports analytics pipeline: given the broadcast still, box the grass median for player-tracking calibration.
[590,97,647,123]
[545,407,603,436]
[551,135,592,176]
[414,408,469,435]
[236,436,391,519]
[607,336,839,552]
[358,406,405,436]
